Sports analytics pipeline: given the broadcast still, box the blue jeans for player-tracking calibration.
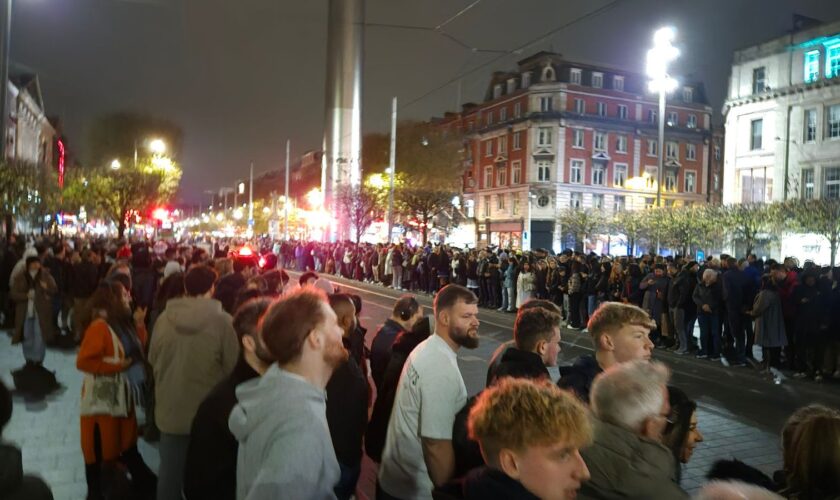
[698,313,721,357]
[23,316,45,363]
[334,462,361,500]
[500,286,510,310]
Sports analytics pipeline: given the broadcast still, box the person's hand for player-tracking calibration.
[647,279,655,285]
[120,357,133,369]
[702,304,711,313]
[39,280,49,289]
[133,306,147,325]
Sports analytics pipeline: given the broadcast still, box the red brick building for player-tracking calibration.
[439,51,717,251]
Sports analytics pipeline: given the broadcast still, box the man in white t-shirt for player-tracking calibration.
[378,284,480,500]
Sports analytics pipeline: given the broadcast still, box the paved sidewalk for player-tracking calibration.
[0,333,159,500]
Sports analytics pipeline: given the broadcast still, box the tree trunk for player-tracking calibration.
[831,234,838,268]
[118,209,128,239]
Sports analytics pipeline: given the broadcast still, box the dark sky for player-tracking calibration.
[11,0,840,203]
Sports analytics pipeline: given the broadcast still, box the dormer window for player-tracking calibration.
[613,75,624,91]
[570,68,582,85]
[541,64,556,82]
[682,87,693,103]
[591,72,603,88]
[493,84,502,99]
[507,78,516,94]
[522,72,531,88]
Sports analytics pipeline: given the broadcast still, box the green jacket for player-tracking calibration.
[579,419,689,500]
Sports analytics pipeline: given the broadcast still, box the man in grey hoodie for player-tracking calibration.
[149,264,240,500]
[229,287,346,500]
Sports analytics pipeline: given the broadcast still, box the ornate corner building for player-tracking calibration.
[439,51,719,251]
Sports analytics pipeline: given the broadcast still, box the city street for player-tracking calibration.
[3,271,840,499]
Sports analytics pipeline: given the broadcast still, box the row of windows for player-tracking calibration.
[802,40,840,83]
[569,193,627,212]
[571,99,700,128]
[483,132,523,157]
[478,96,702,130]
[803,104,840,142]
[800,166,840,200]
[481,159,698,193]
[481,192,629,216]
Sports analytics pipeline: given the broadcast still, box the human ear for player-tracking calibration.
[242,335,256,354]
[498,449,521,479]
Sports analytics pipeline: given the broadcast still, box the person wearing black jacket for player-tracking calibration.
[671,262,699,354]
[213,258,254,315]
[722,257,749,366]
[558,302,655,404]
[70,249,101,341]
[182,298,273,500]
[325,294,369,500]
[365,316,431,463]
[369,295,422,390]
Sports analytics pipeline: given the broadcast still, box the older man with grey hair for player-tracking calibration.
[578,360,688,500]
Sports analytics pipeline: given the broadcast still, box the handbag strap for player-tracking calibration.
[104,324,125,364]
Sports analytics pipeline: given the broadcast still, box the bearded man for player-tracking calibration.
[378,284,480,500]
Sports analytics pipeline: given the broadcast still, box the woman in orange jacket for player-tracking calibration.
[77,280,156,500]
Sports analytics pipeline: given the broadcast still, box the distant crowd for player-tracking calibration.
[0,234,837,500]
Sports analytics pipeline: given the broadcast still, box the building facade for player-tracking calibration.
[723,17,840,205]
[6,74,55,166]
[444,52,715,251]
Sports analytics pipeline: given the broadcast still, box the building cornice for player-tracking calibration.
[723,77,840,113]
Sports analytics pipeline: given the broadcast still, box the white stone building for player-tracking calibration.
[723,17,840,205]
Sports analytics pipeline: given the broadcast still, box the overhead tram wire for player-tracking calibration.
[399,0,625,111]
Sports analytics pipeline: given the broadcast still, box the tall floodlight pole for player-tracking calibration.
[647,27,680,209]
[322,0,364,242]
[0,0,10,159]
[284,140,290,240]
[387,97,397,244]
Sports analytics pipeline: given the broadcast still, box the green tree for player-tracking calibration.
[782,199,840,266]
[0,161,60,237]
[718,203,779,257]
[557,208,606,252]
[610,210,647,256]
[363,121,464,245]
[659,205,716,257]
[63,163,172,239]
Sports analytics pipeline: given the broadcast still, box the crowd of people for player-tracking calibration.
[280,240,840,385]
[0,234,838,500]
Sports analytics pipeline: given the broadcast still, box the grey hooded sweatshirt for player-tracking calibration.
[149,295,239,435]
[229,364,340,500]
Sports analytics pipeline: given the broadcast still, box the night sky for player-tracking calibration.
[11,0,840,202]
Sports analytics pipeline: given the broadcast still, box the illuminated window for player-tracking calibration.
[683,87,693,102]
[804,50,820,82]
[687,143,696,161]
[592,194,604,209]
[687,114,697,128]
[667,111,678,126]
[826,42,840,79]
[613,195,626,212]
[512,195,519,215]
[665,172,677,191]
[647,139,658,157]
[483,195,491,217]
[666,141,679,159]
[570,192,582,209]
[497,194,505,210]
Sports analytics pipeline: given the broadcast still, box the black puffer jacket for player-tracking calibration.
[557,354,603,404]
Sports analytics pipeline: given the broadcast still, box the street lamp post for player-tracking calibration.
[646,27,680,209]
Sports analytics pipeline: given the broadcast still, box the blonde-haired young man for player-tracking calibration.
[461,377,592,500]
[558,302,655,403]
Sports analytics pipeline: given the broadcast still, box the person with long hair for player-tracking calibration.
[567,260,584,329]
[607,261,624,302]
[77,280,156,500]
[782,410,840,499]
[749,274,787,383]
[515,260,536,309]
[662,386,703,483]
